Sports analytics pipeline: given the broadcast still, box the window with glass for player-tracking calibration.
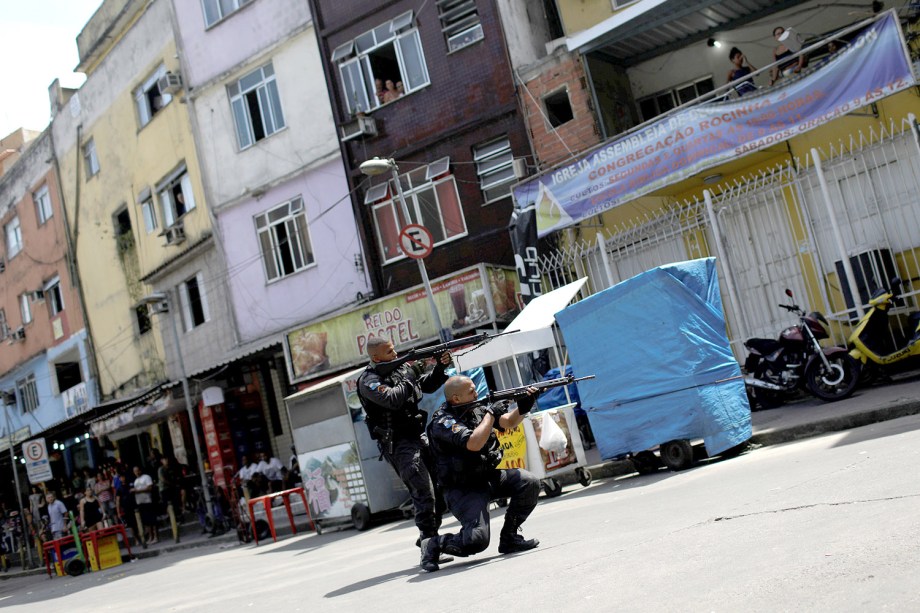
[16,374,39,413]
[0,308,8,339]
[34,185,53,225]
[141,197,158,234]
[637,76,714,122]
[255,196,315,282]
[45,278,64,316]
[178,273,209,331]
[156,168,196,228]
[229,62,286,150]
[135,304,152,336]
[331,11,430,115]
[135,64,172,128]
[4,216,22,258]
[202,0,253,27]
[366,160,466,264]
[20,294,31,326]
[473,137,516,204]
[83,139,100,179]
[437,0,484,53]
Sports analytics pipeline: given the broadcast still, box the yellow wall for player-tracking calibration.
[57,40,209,397]
[557,0,617,36]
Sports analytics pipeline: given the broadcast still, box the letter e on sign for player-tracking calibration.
[398,224,434,260]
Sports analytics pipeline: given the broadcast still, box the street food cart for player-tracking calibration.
[554,258,752,472]
[284,368,404,532]
[454,278,594,497]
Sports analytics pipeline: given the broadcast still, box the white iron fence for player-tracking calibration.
[538,116,920,360]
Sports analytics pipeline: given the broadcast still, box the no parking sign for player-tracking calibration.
[23,438,52,484]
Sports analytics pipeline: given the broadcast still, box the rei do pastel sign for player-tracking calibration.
[23,438,53,484]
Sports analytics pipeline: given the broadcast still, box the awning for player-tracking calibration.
[566,0,809,64]
[185,335,281,379]
[454,278,588,371]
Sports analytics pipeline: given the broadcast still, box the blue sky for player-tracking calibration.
[0,0,103,137]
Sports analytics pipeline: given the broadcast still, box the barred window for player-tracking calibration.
[17,374,39,413]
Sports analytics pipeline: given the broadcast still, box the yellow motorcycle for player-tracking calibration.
[848,277,920,383]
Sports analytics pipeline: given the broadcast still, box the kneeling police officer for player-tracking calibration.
[422,375,541,572]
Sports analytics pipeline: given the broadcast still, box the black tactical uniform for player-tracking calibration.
[357,359,449,541]
[423,397,540,571]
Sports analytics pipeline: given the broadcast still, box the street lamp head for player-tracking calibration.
[359,157,396,176]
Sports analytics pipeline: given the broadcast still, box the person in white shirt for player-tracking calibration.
[257,453,285,492]
[131,467,157,545]
[236,456,253,500]
[45,493,69,540]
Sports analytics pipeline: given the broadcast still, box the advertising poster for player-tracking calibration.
[497,424,527,470]
[531,410,577,472]
[513,13,915,237]
[286,264,519,382]
[299,441,368,520]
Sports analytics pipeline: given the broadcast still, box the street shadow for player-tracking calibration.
[251,529,352,556]
[323,545,557,598]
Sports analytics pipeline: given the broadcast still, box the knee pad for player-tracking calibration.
[464,526,490,555]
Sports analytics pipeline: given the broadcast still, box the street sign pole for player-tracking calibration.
[3,400,32,568]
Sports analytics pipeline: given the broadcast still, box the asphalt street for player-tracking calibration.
[2,412,919,612]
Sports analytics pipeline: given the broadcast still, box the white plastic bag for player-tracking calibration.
[538,411,568,454]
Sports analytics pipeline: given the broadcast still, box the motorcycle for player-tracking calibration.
[848,277,920,383]
[743,289,860,409]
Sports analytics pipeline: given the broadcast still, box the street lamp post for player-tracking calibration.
[140,292,213,520]
[359,157,450,342]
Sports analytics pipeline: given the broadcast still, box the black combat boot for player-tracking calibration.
[417,533,454,564]
[497,516,539,554]
[419,537,441,572]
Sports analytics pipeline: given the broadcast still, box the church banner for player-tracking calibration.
[513,12,915,237]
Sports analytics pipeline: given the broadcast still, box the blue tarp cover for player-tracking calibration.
[554,258,751,460]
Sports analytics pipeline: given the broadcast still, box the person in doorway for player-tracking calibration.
[131,466,158,545]
[726,47,757,96]
[93,470,115,519]
[421,376,542,572]
[45,492,69,540]
[79,487,105,532]
[357,337,451,556]
[29,485,46,527]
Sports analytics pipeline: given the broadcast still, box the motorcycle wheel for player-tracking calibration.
[804,354,859,401]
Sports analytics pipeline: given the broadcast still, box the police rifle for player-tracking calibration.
[373,331,508,377]
[452,374,596,415]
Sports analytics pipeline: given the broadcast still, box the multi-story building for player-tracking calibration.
[0,129,100,481]
[514,0,920,359]
[169,0,371,466]
[49,0,232,470]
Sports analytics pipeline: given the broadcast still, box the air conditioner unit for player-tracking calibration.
[29,289,45,303]
[0,259,5,273]
[512,158,527,179]
[163,223,187,246]
[157,71,183,95]
[340,115,378,142]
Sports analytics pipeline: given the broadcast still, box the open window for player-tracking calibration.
[44,277,64,316]
[229,62,286,150]
[178,273,210,331]
[135,65,172,128]
[332,11,430,115]
[4,216,22,258]
[156,167,196,228]
[255,196,315,282]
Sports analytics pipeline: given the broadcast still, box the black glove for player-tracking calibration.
[516,393,538,415]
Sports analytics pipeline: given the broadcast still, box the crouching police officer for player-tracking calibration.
[422,375,541,572]
[357,336,452,553]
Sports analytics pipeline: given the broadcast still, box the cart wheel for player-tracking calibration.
[351,504,372,531]
[542,478,563,498]
[315,522,324,536]
[64,557,86,577]
[576,467,592,487]
[632,450,662,475]
[496,498,509,508]
[254,519,272,541]
[660,439,694,471]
